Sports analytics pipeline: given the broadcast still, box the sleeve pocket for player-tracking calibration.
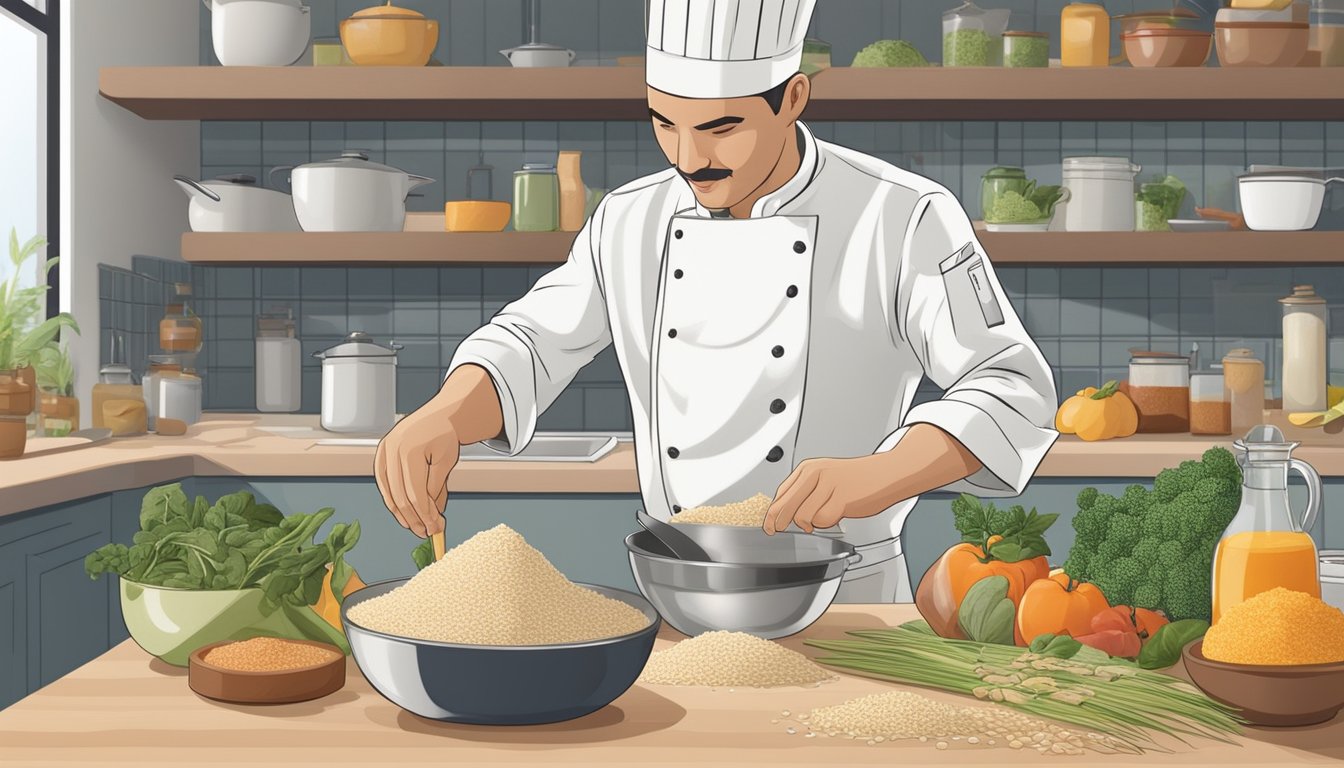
[939,243,1006,330]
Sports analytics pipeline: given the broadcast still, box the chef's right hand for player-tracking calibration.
[374,400,461,538]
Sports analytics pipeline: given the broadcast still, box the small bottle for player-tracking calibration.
[557,151,586,232]
[1061,3,1110,67]
[160,282,203,356]
[91,334,143,431]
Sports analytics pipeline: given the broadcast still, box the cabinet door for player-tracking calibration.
[0,496,113,704]
[0,554,20,710]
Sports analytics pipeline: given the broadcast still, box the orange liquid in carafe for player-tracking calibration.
[1212,530,1320,624]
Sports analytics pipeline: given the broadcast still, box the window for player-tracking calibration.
[0,0,58,318]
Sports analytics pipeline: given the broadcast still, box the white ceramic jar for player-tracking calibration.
[1062,156,1142,231]
[203,0,312,67]
[314,332,401,434]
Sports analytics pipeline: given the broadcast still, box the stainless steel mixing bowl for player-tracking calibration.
[625,528,861,639]
[341,578,660,724]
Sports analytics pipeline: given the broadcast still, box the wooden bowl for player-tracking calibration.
[1183,640,1344,727]
[188,639,346,705]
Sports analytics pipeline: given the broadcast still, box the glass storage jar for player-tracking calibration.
[1190,372,1231,436]
[1128,351,1191,433]
[160,282,203,355]
[513,163,559,232]
[1004,31,1049,67]
[943,1,1011,66]
[1280,285,1327,414]
[1223,348,1266,433]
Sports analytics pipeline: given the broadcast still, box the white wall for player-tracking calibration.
[62,0,200,426]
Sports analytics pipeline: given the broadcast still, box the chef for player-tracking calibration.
[374,0,1058,602]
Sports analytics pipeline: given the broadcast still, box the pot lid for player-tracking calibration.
[1063,156,1140,172]
[314,331,402,359]
[1280,285,1326,306]
[516,163,557,174]
[984,166,1027,178]
[1222,347,1261,364]
[1239,169,1326,182]
[299,150,411,176]
[1121,27,1210,37]
[503,41,572,52]
[1129,349,1191,364]
[351,1,424,19]
[213,174,257,185]
[1117,8,1198,19]
[1002,30,1048,37]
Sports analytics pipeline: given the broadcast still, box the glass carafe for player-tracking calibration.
[1212,425,1322,624]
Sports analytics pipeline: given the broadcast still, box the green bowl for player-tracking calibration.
[120,579,346,667]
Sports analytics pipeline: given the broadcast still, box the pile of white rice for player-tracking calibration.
[345,524,650,645]
[670,493,773,527]
[638,631,836,688]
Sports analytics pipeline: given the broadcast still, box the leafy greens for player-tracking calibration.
[85,483,360,611]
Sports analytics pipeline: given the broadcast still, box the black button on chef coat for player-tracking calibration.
[771,345,784,358]
[770,399,786,414]
[766,446,784,462]
[667,447,680,458]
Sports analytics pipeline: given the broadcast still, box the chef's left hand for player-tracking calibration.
[762,453,901,535]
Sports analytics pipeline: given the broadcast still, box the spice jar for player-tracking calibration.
[160,282,203,355]
[1190,372,1231,436]
[256,308,301,413]
[1004,31,1049,67]
[1223,348,1266,433]
[1281,285,1328,413]
[943,1,1010,66]
[1128,351,1191,433]
[512,163,559,232]
[142,355,183,431]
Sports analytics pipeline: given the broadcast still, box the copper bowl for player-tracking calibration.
[1122,28,1213,67]
[1183,639,1344,727]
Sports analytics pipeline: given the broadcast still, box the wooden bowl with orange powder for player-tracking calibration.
[188,637,346,705]
[1183,588,1344,727]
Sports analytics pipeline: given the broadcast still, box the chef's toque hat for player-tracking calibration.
[646,0,818,100]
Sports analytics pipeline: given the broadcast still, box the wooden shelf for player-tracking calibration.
[183,229,1344,265]
[181,231,575,264]
[975,230,1344,264]
[101,66,1344,122]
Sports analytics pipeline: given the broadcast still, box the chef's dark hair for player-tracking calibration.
[757,72,803,114]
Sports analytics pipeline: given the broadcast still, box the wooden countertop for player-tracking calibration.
[0,604,1338,767]
[4,412,1344,517]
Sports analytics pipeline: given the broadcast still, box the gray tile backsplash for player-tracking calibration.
[144,0,1344,425]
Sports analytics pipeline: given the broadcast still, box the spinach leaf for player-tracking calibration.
[1137,619,1209,670]
[1028,633,1083,659]
[411,538,435,571]
[957,575,1016,645]
[140,483,188,531]
[327,521,361,605]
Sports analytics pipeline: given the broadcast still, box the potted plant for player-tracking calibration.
[0,229,79,457]
[36,341,78,436]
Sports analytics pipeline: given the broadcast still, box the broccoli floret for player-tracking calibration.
[1077,487,1100,511]
[852,40,929,68]
[1133,582,1163,610]
[1152,467,1184,502]
[1063,449,1241,623]
[1092,557,1146,607]
[1063,549,1093,584]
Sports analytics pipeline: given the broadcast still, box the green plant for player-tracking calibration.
[1062,448,1242,622]
[84,483,361,612]
[0,229,79,369]
[34,341,74,396]
[851,39,928,67]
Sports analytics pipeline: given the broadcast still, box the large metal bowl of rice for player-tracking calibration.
[340,524,660,725]
[625,527,861,640]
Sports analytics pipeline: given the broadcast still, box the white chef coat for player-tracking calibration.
[448,122,1058,597]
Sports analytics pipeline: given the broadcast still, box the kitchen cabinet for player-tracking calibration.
[99,66,1344,122]
[0,496,115,709]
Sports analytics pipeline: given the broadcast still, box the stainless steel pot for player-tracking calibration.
[174,174,300,232]
[277,151,434,232]
[314,332,401,434]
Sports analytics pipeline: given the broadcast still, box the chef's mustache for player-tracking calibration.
[679,166,733,183]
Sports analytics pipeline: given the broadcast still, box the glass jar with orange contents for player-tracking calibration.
[1212,425,1322,624]
[159,282,203,355]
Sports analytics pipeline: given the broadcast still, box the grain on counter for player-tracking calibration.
[638,631,836,688]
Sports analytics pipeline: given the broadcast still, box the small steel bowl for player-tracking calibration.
[341,578,659,724]
[625,527,861,639]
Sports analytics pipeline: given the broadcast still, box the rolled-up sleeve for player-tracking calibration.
[446,201,612,455]
[877,190,1058,495]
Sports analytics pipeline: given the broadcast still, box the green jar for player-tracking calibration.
[981,166,1031,222]
[513,164,560,232]
[1003,31,1049,68]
